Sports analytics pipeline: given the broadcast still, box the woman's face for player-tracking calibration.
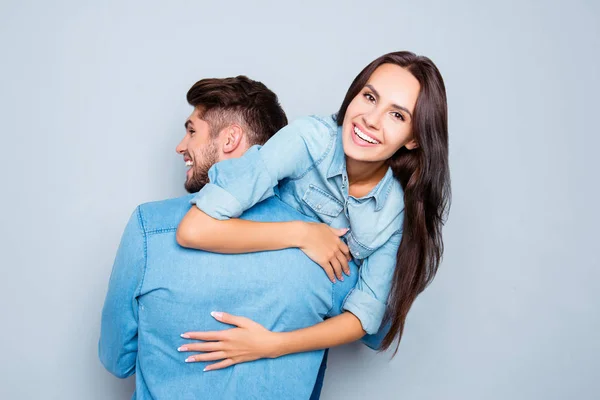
[342,63,421,163]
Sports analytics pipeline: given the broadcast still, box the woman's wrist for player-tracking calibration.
[288,221,309,248]
[268,331,288,358]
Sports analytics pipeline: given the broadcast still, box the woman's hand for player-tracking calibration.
[298,222,352,282]
[179,312,282,371]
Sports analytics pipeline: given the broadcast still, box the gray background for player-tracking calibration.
[1,0,598,399]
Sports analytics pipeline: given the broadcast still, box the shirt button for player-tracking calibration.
[316,204,322,209]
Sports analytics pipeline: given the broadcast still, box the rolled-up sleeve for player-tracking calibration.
[361,319,391,350]
[342,231,402,334]
[191,116,333,220]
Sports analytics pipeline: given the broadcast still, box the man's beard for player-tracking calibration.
[184,143,219,193]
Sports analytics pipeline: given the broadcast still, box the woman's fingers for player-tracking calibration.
[204,358,235,372]
[319,261,336,283]
[181,331,224,341]
[330,227,349,237]
[339,240,352,262]
[185,351,228,363]
[335,250,350,276]
[328,225,352,262]
[178,341,223,352]
[329,256,344,281]
[210,311,255,328]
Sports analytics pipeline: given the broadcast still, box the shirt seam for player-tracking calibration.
[374,176,394,211]
[136,206,149,300]
[341,287,355,313]
[326,280,335,317]
[350,233,376,252]
[350,228,403,254]
[288,115,337,181]
[145,227,177,235]
[274,193,321,223]
[306,184,344,207]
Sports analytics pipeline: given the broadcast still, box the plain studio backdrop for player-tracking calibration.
[1,0,598,399]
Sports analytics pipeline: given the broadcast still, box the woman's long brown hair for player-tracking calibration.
[336,51,451,353]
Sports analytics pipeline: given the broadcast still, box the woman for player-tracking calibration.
[176,51,450,388]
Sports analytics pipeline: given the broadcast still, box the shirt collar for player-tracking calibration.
[326,125,346,179]
[369,167,394,211]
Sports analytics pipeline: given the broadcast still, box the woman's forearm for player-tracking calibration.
[176,207,304,253]
[272,312,365,357]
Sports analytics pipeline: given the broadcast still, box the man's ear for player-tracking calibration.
[405,138,419,150]
[220,124,245,154]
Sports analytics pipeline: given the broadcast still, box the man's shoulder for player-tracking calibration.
[294,114,338,138]
[135,194,315,233]
[136,194,195,233]
[308,114,338,131]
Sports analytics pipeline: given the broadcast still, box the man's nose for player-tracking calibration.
[176,137,187,154]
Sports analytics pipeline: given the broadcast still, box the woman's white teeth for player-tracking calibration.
[354,126,379,144]
[185,160,194,167]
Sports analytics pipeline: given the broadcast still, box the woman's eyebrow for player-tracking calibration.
[365,83,413,119]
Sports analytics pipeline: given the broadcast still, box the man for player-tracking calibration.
[99,76,371,399]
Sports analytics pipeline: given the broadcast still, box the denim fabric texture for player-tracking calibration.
[99,195,361,399]
[192,115,405,334]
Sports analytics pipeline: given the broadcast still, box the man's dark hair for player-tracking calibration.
[186,76,288,145]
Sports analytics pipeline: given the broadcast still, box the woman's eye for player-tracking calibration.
[392,112,405,122]
[189,130,195,136]
[363,93,375,103]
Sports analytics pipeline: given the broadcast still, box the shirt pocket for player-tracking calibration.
[302,184,344,225]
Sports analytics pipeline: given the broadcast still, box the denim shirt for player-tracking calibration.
[99,195,361,400]
[192,115,405,334]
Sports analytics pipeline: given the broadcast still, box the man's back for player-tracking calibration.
[99,195,358,400]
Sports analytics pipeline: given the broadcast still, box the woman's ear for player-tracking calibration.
[405,138,419,150]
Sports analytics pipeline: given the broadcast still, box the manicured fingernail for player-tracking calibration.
[185,357,194,363]
[203,367,210,372]
[339,276,344,281]
[178,346,188,352]
[211,311,223,319]
[180,333,190,338]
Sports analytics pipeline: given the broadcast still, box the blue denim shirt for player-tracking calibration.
[192,115,404,334]
[99,195,362,400]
